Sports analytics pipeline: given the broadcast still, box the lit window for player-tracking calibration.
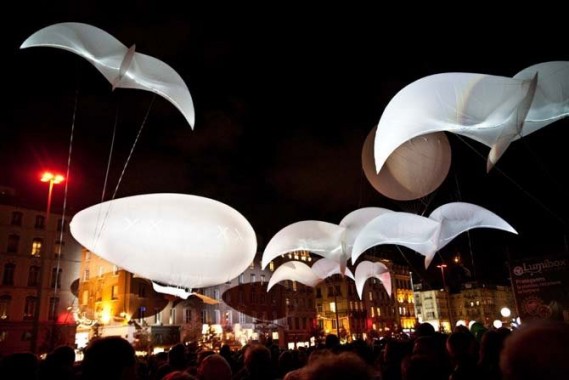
[269,262,275,271]
[111,285,119,300]
[31,238,43,256]
[185,309,192,323]
[83,269,90,282]
[0,295,11,320]
[250,274,256,283]
[260,275,265,284]
[330,302,336,313]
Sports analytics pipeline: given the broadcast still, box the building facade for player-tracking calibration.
[0,200,83,355]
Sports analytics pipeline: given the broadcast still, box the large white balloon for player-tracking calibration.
[362,126,451,201]
[20,22,195,129]
[374,61,569,175]
[70,193,257,289]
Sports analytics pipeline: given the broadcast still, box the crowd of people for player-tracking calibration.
[1,319,568,380]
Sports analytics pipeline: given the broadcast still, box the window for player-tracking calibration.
[0,295,11,320]
[54,240,65,256]
[169,309,176,324]
[239,312,245,324]
[260,275,265,284]
[329,302,336,313]
[2,264,15,285]
[35,215,45,229]
[11,211,23,226]
[7,234,20,254]
[214,289,220,300]
[57,219,66,232]
[31,238,43,256]
[48,297,59,320]
[24,296,37,319]
[215,310,221,324]
[250,274,256,283]
[238,274,244,284]
[185,309,192,323]
[82,290,89,306]
[113,265,119,275]
[83,269,90,282]
[28,265,40,287]
[111,285,119,300]
[50,268,62,289]
[155,311,162,325]
[269,261,274,271]
[98,267,104,278]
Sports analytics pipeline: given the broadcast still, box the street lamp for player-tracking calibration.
[436,264,447,289]
[436,263,453,332]
[30,171,64,353]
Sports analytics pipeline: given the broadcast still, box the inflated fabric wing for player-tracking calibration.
[351,212,440,265]
[261,220,345,269]
[266,261,322,291]
[354,261,392,299]
[427,202,518,267]
[339,207,393,259]
[373,72,536,175]
[311,258,355,281]
[20,22,195,128]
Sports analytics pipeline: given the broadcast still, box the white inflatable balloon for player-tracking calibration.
[354,261,392,299]
[21,22,195,129]
[70,193,257,289]
[351,202,517,269]
[374,62,569,175]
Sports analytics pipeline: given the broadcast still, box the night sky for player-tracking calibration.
[2,4,569,288]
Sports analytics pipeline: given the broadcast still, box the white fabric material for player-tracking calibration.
[354,261,391,298]
[374,61,569,175]
[21,22,195,128]
[70,193,257,289]
[351,202,517,269]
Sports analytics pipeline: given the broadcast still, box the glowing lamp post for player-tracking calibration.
[436,263,453,331]
[30,171,64,353]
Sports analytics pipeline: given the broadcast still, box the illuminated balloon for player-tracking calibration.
[262,207,390,274]
[20,22,195,128]
[362,126,451,201]
[354,261,392,298]
[351,202,517,269]
[374,61,569,175]
[70,193,257,289]
[261,221,345,270]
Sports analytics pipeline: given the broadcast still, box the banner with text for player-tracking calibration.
[509,254,569,322]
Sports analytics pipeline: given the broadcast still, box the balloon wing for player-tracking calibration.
[266,261,323,291]
[354,261,391,299]
[374,62,569,176]
[512,61,569,135]
[20,22,195,129]
[339,207,393,258]
[311,258,355,281]
[351,212,440,265]
[427,202,517,268]
[261,220,345,269]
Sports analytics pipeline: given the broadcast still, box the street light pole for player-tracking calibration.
[436,263,454,332]
[30,171,64,354]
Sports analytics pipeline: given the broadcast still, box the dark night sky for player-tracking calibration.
[2,4,569,288]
